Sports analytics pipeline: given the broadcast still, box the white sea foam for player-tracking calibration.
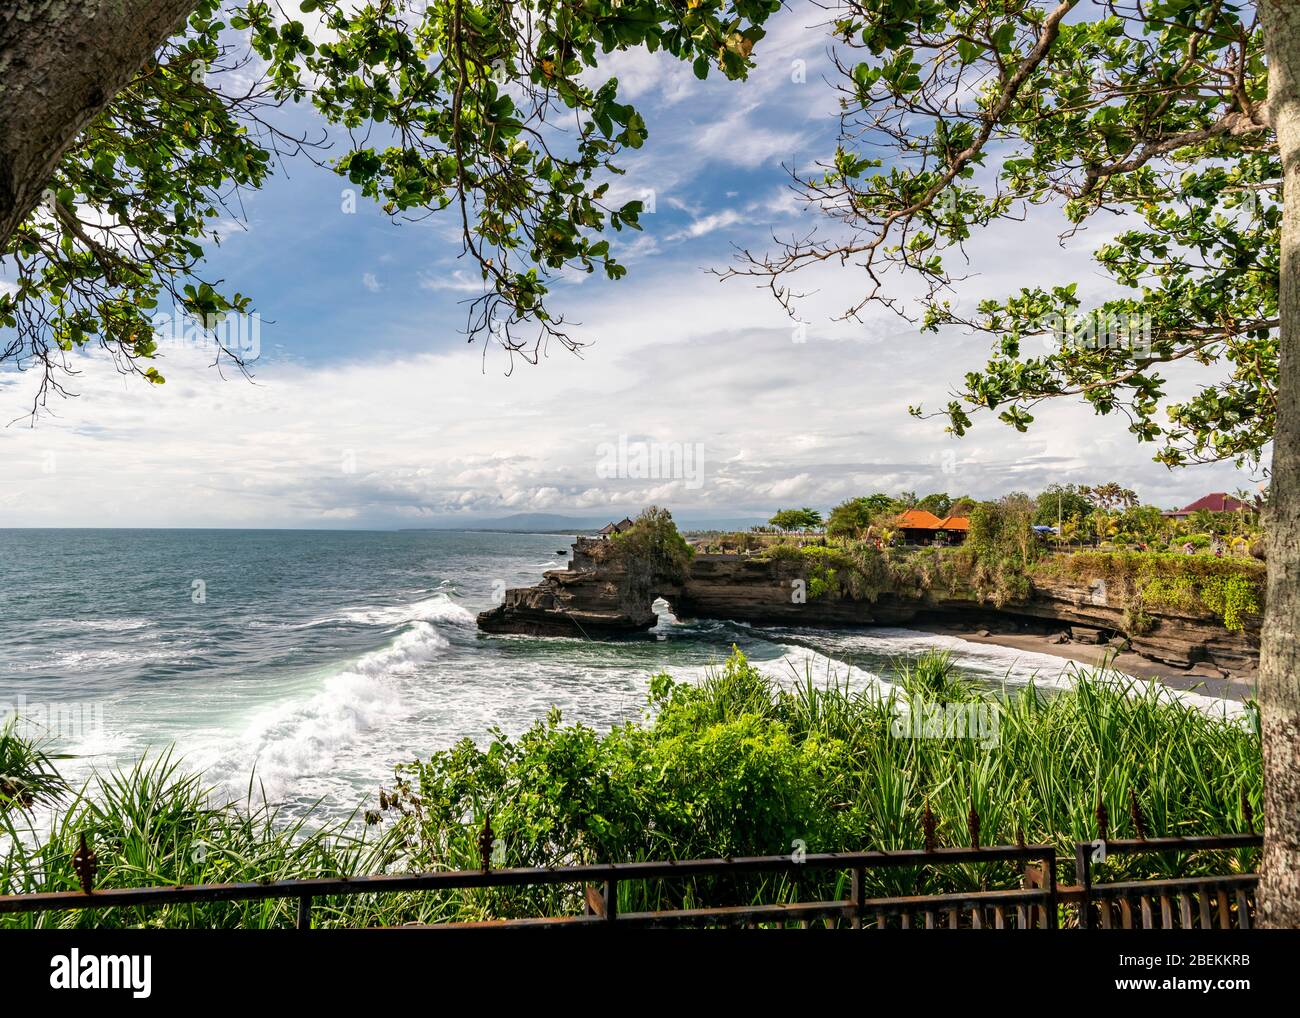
[768,641,900,697]
[655,640,901,701]
[821,627,1249,720]
[11,645,188,671]
[249,592,477,631]
[336,593,476,628]
[32,617,155,633]
[200,617,454,801]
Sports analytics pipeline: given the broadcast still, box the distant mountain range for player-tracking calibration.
[407,512,768,533]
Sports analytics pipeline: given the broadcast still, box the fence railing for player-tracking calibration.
[1074,833,1261,929]
[0,833,1260,929]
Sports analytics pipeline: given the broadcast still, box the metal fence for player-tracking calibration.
[0,832,1261,929]
[1075,834,1261,929]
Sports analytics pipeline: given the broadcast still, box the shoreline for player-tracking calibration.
[915,621,1258,703]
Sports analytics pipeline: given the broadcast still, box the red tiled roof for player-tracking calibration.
[896,510,971,531]
[1171,492,1250,515]
[897,509,944,529]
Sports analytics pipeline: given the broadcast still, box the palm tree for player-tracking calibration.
[1190,508,1217,534]
[1092,511,1118,546]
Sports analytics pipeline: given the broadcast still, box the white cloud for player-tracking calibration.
[668,209,744,241]
[581,47,697,105]
[693,104,806,169]
[0,238,1255,529]
[419,269,486,293]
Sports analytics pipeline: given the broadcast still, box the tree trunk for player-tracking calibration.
[0,0,197,248]
[1259,0,1300,929]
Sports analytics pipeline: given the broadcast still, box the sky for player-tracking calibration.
[0,2,1264,529]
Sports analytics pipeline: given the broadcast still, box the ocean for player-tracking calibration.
[0,529,1241,822]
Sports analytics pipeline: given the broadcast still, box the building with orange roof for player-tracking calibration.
[897,509,970,545]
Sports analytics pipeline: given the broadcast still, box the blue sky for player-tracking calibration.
[0,2,1262,528]
[195,10,832,365]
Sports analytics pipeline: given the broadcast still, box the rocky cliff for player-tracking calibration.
[476,537,684,638]
[476,538,1260,678]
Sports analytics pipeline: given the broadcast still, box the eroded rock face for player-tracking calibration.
[1004,574,1260,676]
[476,540,1260,677]
[476,538,681,637]
[476,568,656,637]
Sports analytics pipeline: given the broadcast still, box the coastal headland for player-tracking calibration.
[478,535,1261,692]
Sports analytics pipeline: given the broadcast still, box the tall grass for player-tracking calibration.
[0,718,67,813]
[0,752,443,928]
[0,650,1262,926]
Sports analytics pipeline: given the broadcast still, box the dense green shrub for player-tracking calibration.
[960,495,1039,606]
[1199,574,1262,632]
[886,546,967,599]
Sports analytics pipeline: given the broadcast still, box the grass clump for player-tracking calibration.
[0,719,67,813]
[1,752,418,929]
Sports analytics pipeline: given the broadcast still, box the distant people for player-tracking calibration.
[1183,541,1195,554]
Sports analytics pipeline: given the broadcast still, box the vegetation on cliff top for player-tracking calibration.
[582,506,695,604]
[750,497,1264,632]
[764,484,1266,555]
[607,505,694,583]
[3,649,1258,926]
[1035,552,1265,633]
[756,495,1039,607]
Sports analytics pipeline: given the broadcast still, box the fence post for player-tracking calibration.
[1075,842,1093,930]
[1045,853,1059,930]
[603,877,618,923]
[297,895,312,931]
[851,866,865,929]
